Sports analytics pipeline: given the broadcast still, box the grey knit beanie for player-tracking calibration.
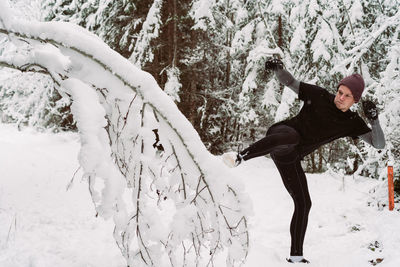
[338,74,365,103]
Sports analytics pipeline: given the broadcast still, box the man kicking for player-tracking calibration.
[224,59,385,263]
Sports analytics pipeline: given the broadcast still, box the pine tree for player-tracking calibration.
[39,0,400,178]
[0,0,73,131]
[42,0,154,58]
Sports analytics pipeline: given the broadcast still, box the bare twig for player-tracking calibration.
[66,166,81,191]
[6,214,17,245]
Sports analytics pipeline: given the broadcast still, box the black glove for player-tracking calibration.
[265,58,284,71]
[362,100,379,121]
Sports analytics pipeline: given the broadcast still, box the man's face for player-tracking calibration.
[334,85,355,112]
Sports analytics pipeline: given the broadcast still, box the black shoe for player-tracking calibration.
[235,153,243,166]
[286,258,310,264]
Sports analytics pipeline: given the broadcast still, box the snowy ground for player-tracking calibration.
[0,124,399,267]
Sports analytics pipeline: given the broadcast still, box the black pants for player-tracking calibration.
[240,124,312,256]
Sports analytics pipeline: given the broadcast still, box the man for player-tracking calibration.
[224,59,385,263]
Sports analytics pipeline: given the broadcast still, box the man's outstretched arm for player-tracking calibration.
[359,119,385,149]
[359,101,385,149]
[265,58,300,94]
[275,69,300,94]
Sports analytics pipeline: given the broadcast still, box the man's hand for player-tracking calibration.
[265,58,284,71]
[362,100,379,121]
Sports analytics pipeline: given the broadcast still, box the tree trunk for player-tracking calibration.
[225,0,232,88]
[278,15,283,48]
[278,15,284,94]
[318,147,323,172]
[352,153,360,174]
[310,152,316,172]
[172,0,178,67]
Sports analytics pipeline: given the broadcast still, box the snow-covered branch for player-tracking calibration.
[345,9,400,73]
[0,2,249,266]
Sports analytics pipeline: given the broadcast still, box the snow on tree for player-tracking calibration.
[252,0,399,176]
[338,3,400,178]
[164,66,182,102]
[42,0,153,58]
[129,0,163,68]
[0,67,72,130]
[0,1,250,266]
[0,0,72,130]
[186,0,282,148]
[126,0,182,103]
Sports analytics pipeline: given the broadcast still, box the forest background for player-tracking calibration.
[1,0,399,184]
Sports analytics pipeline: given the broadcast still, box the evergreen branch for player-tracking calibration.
[257,2,280,52]
[346,9,400,70]
[339,0,362,75]
[0,60,61,86]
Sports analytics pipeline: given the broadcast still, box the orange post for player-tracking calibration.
[388,164,394,211]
